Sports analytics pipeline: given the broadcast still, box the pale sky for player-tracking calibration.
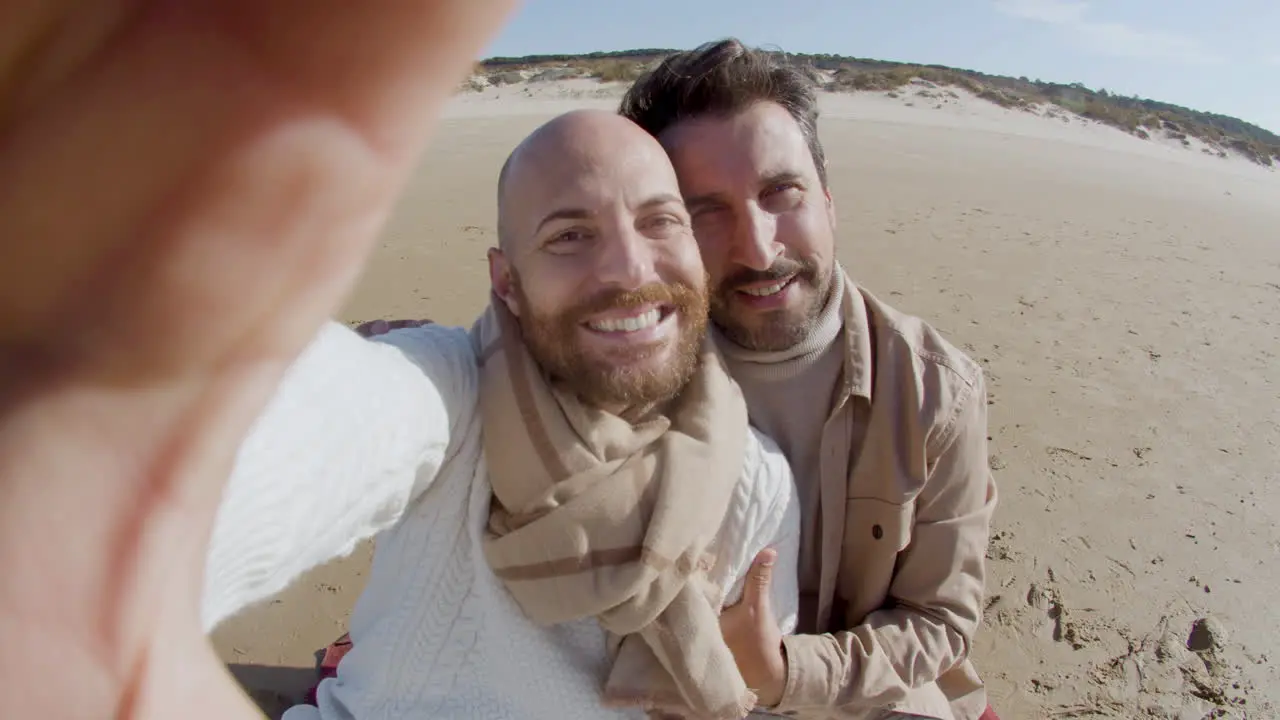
[485,0,1280,134]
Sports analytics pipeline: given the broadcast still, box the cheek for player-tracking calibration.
[777,206,833,261]
[689,228,732,282]
[659,235,709,287]
[518,264,588,317]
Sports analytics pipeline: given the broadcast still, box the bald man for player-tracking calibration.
[200,110,800,720]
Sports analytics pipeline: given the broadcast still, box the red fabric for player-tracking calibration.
[979,705,1000,720]
[303,633,353,706]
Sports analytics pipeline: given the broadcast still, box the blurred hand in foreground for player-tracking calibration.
[0,1,517,717]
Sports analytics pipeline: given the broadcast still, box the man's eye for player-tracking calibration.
[761,183,803,212]
[644,214,683,231]
[547,229,588,246]
[541,229,592,255]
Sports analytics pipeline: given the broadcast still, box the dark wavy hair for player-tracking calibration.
[619,38,828,187]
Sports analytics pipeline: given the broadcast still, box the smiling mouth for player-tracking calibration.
[735,275,795,298]
[584,305,675,334]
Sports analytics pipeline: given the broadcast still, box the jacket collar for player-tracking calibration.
[836,265,874,403]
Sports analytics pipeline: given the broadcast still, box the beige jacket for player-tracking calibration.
[771,274,998,720]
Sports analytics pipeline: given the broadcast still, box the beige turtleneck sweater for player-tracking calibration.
[716,279,846,600]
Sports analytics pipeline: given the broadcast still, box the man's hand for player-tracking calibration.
[0,2,515,719]
[354,318,433,338]
[720,548,788,708]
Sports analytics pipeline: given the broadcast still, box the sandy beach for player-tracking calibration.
[212,78,1280,719]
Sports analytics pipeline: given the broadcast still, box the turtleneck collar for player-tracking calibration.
[714,273,845,379]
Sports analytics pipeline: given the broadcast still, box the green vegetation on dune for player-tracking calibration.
[474,48,1280,168]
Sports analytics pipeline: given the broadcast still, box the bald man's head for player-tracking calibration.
[497,109,669,252]
[486,109,709,411]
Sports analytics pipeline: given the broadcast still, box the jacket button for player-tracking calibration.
[872,524,884,540]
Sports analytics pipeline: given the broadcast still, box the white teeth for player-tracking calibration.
[588,309,662,333]
[741,280,788,297]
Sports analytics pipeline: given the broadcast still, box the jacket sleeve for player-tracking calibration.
[199,321,478,631]
[774,372,997,715]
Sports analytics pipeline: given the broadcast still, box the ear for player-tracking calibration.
[487,247,520,316]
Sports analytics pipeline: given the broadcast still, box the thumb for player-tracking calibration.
[742,548,777,611]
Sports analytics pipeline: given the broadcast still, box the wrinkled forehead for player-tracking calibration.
[659,102,814,192]
[504,135,682,242]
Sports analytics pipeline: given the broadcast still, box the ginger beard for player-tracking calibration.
[510,271,710,409]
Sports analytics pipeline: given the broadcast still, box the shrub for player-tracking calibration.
[841,69,913,91]
[1080,98,1139,131]
[590,60,643,83]
[977,87,1026,109]
[1138,114,1163,129]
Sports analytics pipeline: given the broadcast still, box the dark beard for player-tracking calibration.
[710,256,833,352]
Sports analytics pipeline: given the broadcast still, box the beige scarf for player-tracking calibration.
[474,297,755,720]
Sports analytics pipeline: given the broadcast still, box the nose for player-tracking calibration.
[594,224,657,291]
[731,204,781,271]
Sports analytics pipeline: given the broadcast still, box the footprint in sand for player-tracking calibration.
[1026,582,1064,643]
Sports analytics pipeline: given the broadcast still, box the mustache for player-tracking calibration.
[718,257,811,293]
[569,282,703,321]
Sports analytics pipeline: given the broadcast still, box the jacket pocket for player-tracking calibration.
[839,498,915,620]
[845,496,914,551]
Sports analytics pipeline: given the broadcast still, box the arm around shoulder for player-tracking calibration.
[200,320,478,630]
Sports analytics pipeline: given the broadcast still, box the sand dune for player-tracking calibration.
[213,79,1280,719]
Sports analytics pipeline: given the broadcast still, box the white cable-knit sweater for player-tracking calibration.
[201,321,801,720]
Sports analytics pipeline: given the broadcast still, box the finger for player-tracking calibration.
[718,602,747,644]
[742,548,777,611]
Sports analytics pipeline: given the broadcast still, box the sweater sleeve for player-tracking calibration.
[723,428,801,636]
[200,320,478,631]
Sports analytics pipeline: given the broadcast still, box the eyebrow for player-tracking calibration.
[684,192,723,213]
[637,192,684,210]
[534,208,591,234]
[684,171,804,211]
[533,193,684,234]
[760,171,804,188]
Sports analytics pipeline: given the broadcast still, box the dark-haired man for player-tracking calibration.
[620,39,999,720]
